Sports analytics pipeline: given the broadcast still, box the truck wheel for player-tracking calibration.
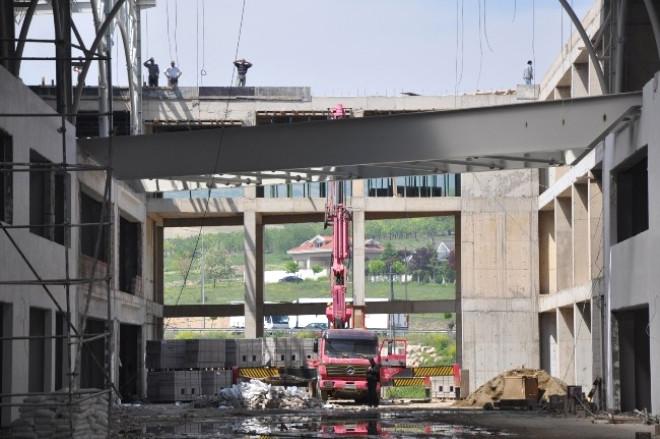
[320,390,329,402]
[316,381,329,402]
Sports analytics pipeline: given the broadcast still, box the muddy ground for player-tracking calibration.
[111,400,657,438]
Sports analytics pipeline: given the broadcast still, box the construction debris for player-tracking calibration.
[215,379,323,410]
[8,389,108,439]
[454,368,567,408]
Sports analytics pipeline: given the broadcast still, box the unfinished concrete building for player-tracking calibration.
[1,0,660,433]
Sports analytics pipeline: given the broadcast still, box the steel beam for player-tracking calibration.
[81,92,642,181]
[163,299,456,318]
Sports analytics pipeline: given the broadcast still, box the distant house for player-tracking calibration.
[436,239,455,262]
[287,235,384,269]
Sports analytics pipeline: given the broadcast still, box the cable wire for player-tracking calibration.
[165,0,174,61]
[166,0,248,326]
[476,0,484,90]
[483,0,494,52]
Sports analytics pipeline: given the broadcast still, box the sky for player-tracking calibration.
[18,0,593,96]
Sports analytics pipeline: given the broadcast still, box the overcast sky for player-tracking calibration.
[19,0,592,96]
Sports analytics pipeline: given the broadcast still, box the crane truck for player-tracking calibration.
[311,139,407,403]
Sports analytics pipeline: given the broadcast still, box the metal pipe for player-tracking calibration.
[642,0,660,61]
[614,0,628,93]
[13,0,37,74]
[558,0,608,93]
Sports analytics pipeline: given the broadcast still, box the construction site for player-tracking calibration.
[1,0,660,438]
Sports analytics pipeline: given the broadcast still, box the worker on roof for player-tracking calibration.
[523,60,534,86]
[164,61,182,88]
[143,58,159,87]
[233,58,253,87]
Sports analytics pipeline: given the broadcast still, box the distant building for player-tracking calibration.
[287,235,384,269]
[436,238,455,262]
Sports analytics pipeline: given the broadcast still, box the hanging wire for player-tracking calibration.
[165,0,174,61]
[167,0,249,321]
[145,8,150,57]
[174,0,179,63]
[483,0,494,52]
[532,0,536,81]
[201,0,207,84]
[476,0,484,90]
[512,0,517,22]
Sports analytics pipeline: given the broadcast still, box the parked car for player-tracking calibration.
[305,322,328,330]
[279,275,303,283]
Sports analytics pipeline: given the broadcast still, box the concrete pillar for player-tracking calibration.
[243,210,264,338]
[539,311,558,377]
[454,213,462,368]
[588,57,604,95]
[539,209,556,294]
[557,306,576,385]
[574,301,593,390]
[571,63,589,97]
[589,180,603,279]
[555,197,573,291]
[352,209,366,328]
[572,184,589,286]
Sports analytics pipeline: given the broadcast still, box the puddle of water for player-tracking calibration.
[141,413,516,438]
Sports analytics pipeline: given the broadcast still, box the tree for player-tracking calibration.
[205,247,235,287]
[391,260,406,275]
[284,260,299,274]
[311,264,324,274]
[367,259,385,275]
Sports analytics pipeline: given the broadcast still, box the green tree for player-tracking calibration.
[284,260,299,273]
[311,264,324,274]
[391,260,406,275]
[205,247,235,287]
[367,259,385,275]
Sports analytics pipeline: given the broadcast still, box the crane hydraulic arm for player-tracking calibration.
[324,179,352,329]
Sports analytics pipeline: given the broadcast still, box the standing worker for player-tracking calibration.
[164,61,182,88]
[523,60,534,85]
[143,58,159,87]
[233,59,252,87]
[366,357,380,407]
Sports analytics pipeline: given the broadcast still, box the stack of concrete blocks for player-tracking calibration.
[9,389,108,439]
[147,370,202,402]
[185,339,226,369]
[263,337,317,368]
[146,340,187,370]
[235,338,264,367]
[431,375,457,400]
[201,370,233,395]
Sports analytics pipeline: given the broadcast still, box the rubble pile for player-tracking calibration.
[455,368,567,408]
[217,379,323,410]
[9,389,108,439]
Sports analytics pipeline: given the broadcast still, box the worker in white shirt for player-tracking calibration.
[164,61,182,88]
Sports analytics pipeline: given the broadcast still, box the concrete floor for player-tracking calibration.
[111,402,657,438]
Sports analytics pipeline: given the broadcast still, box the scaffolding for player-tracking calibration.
[0,3,119,437]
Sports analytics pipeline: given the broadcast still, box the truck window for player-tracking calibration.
[325,339,378,358]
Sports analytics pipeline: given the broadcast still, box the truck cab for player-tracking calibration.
[313,329,379,402]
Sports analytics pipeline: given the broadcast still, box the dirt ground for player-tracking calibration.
[111,400,658,438]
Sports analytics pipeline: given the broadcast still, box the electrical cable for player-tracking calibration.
[201,0,207,84]
[166,0,248,329]
[532,0,536,82]
[174,0,179,63]
[483,0,494,52]
[165,0,174,61]
[476,0,484,90]
[512,0,517,23]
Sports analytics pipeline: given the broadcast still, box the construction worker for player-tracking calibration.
[366,357,380,407]
[164,61,182,88]
[143,58,159,87]
[233,58,252,87]
[523,60,534,85]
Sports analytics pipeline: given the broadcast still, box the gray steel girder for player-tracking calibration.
[80,92,642,181]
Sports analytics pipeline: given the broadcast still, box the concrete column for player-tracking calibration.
[589,180,603,279]
[454,213,463,367]
[539,311,558,377]
[572,184,589,286]
[243,210,264,338]
[571,63,589,98]
[588,57,604,95]
[555,197,573,291]
[539,209,556,294]
[574,301,593,390]
[557,306,576,385]
[351,209,366,328]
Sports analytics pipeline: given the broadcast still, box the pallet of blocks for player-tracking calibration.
[146,340,187,370]
[147,370,202,402]
[264,337,318,368]
[201,370,233,395]
[185,339,227,369]
[235,338,264,367]
[431,375,458,400]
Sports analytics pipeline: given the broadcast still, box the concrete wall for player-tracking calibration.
[459,169,540,391]
[604,73,660,413]
[0,66,78,424]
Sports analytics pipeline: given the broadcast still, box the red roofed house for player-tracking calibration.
[287,235,384,270]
